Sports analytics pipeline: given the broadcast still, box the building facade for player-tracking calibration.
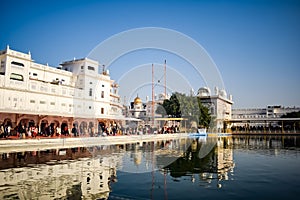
[198,87,233,132]
[128,96,147,119]
[232,105,300,120]
[232,105,300,128]
[0,46,123,135]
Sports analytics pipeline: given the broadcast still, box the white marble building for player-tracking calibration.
[0,46,123,135]
[198,87,233,132]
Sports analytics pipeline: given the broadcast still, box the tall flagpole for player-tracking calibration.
[152,63,155,126]
[164,60,167,99]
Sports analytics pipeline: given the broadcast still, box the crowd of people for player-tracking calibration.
[0,122,182,140]
[0,123,72,139]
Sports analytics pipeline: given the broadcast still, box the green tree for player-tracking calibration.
[156,92,211,129]
[198,99,211,129]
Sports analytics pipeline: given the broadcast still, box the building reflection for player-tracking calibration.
[231,135,300,157]
[0,137,237,199]
[161,137,235,188]
[0,147,121,200]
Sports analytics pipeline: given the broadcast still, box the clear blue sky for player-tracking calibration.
[1,0,299,108]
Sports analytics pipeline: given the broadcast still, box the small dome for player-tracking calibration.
[134,96,142,104]
[220,89,227,98]
[198,87,211,97]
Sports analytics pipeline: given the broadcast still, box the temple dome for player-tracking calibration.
[134,96,142,104]
[198,87,211,97]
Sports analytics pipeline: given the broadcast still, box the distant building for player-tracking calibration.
[127,94,169,124]
[232,105,300,128]
[232,105,300,120]
[198,87,233,131]
[128,96,147,119]
[0,46,123,135]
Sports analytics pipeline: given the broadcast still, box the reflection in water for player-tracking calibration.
[1,136,299,199]
[163,137,234,188]
[232,135,300,156]
[0,138,234,199]
[0,147,120,199]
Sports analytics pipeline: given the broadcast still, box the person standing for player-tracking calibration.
[0,124,4,138]
[7,125,11,137]
[56,126,61,136]
[32,126,38,138]
[18,124,26,139]
[71,124,78,137]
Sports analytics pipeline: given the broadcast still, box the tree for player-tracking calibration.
[156,92,211,129]
[198,99,211,129]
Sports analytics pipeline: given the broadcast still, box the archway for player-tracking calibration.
[88,121,94,136]
[79,121,87,136]
[73,121,79,128]
[28,120,35,127]
[98,122,105,135]
[3,118,12,127]
[61,121,69,135]
[40,119,49,135]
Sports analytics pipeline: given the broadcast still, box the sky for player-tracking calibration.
[1,0,299,108]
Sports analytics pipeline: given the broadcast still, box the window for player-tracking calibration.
[30,100,35,103]
[81,66,84,69]
[89,106,92,109]
[102,84,104,87]
[101,91,104,98]
[88,66,95,71]
[40,86,48,92]
[50,102,55,106]
[0,60,5,75]
[10,73,24,81]
[89,88,93,97]
[90,82,92,85]
[61,103,66,107]
[40,101,46,104]
[101,108,104,114]
[11,61,24,67]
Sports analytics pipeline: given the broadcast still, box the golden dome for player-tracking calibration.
[134,96,142,104]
